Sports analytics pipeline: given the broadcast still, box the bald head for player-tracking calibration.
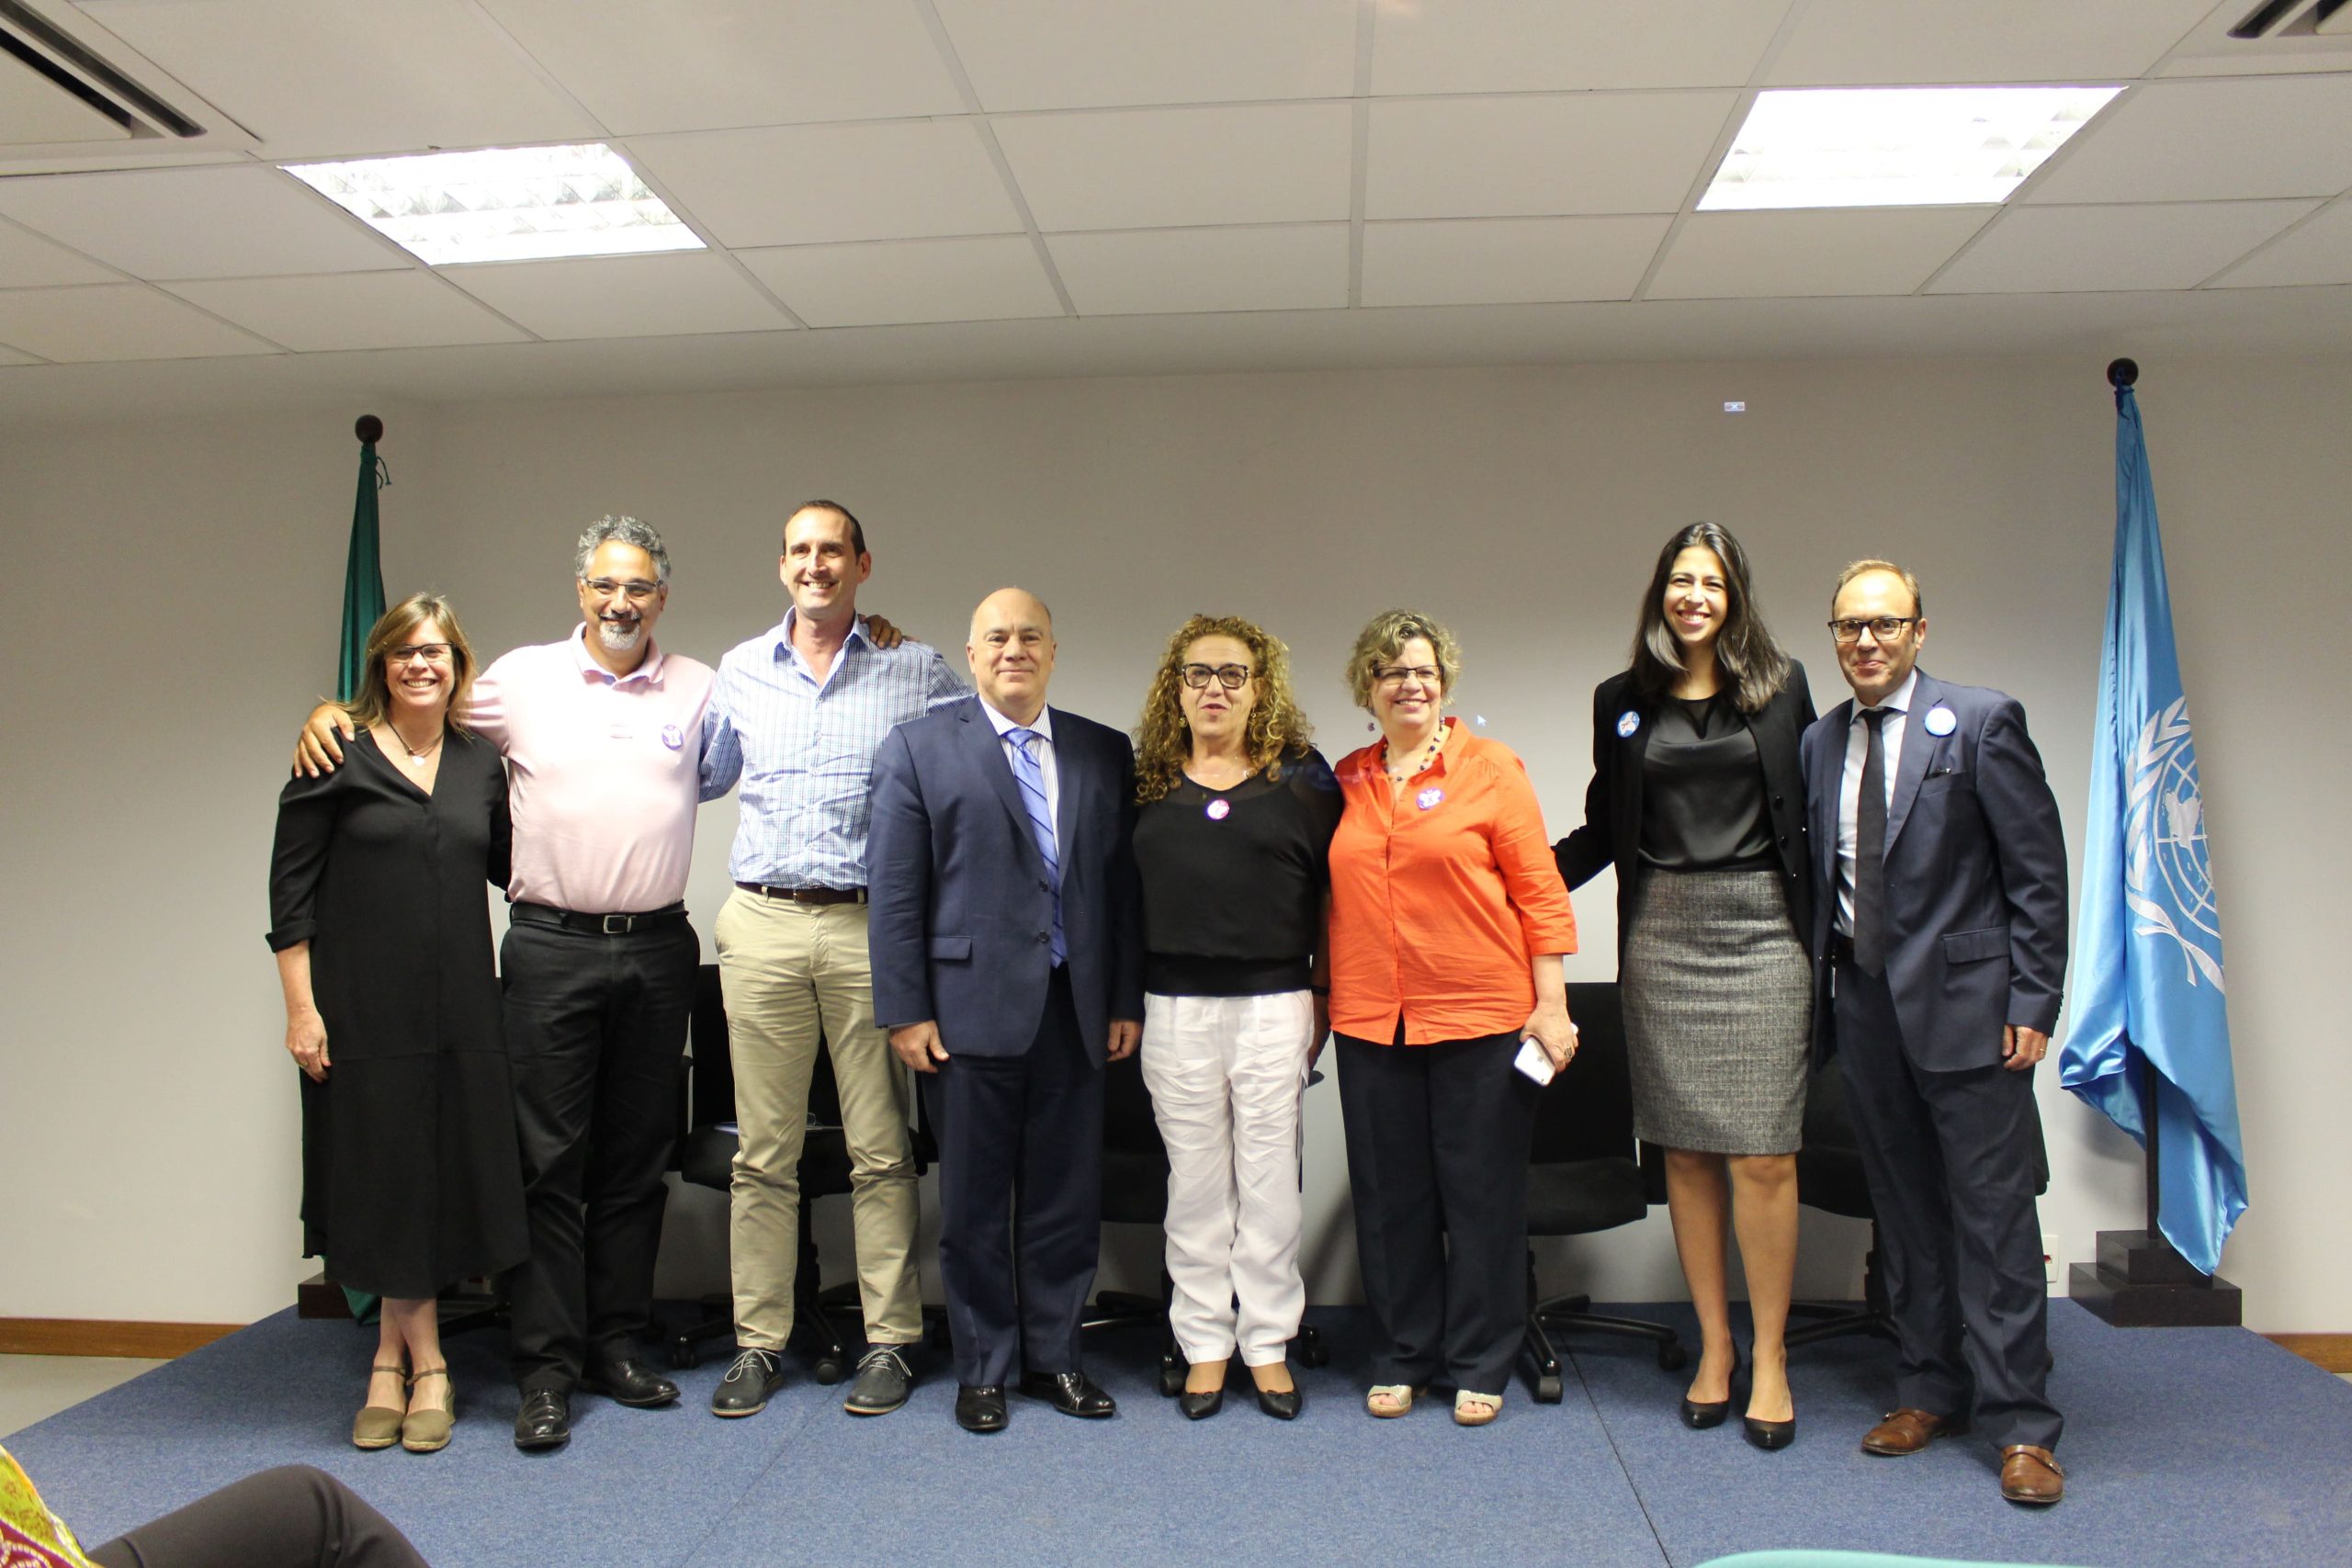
[967,587,1057,723]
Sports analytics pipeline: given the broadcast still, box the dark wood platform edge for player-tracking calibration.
[0,1319,243,1358]
[2266,1333,2352,1372]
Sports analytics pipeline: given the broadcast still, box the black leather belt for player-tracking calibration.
[735,883,866,905]
[510,900,688,935]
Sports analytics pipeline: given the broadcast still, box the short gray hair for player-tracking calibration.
[574,515,672,584]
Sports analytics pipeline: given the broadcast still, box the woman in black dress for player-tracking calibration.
[1554,524,1815,1449]
[1131,615,1340,1420]
[268,592,526,1454]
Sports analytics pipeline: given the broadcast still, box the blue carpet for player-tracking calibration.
[7,1302,2349,1568]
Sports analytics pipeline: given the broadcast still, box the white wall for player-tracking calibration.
[4,353,2343,1331]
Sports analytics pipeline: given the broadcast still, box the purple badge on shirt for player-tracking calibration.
[1204,798,1231,821]
[660,724,684,750]
[1416,786,1444,811]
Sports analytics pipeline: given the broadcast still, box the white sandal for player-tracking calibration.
[1365,1383,1419,1418]
[1454,1390,1502,1427]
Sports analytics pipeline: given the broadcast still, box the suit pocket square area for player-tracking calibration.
[1941,926,2008,964]
[929,936,973,962]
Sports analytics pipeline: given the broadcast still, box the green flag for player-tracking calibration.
[337,420,389,702]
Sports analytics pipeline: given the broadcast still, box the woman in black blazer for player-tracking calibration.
[1555,522,1815,1450]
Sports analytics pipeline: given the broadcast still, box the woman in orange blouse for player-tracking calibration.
[1327,609,1579,1426]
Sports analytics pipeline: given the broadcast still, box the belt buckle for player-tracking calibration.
[601,913,633,935]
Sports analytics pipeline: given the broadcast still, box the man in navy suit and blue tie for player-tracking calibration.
[867,587,1144,1433]
[1800,559,2071,1506]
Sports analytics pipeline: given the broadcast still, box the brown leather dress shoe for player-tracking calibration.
[1999,1445,2065,1505]
[1860,1407,1964,1455]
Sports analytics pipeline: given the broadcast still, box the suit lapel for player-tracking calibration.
[1813,699,1851,889]
[1050,708,1084,860]
[963,699,1036,862]
[1886,671,1939,851]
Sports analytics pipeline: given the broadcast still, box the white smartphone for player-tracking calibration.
[1513,1037,1556,1086]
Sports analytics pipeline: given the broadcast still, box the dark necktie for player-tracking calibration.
[1853,708,1889,976]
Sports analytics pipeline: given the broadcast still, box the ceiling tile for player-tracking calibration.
[1362,216,1671,307]
[2027,77,2352,205]
[163,271,533,350]
[739,236,1061,328]
[1365,94,1737,220]
[439,251,795,339]
[995,104,1351,231]
[628,121,1021,247]
[83,0,602,158]
[0,165,405,279]
[933,0,1358,111]
[0,219,119,287]
[478,0,965,134]
[1371,0,1788,95]
[1645,208,1995,299]
[0,283,276,360]
[2211,202,2352,288]
[1765,0,2214,85]
[1047,225,1347,315]
[1928,200,2319,293]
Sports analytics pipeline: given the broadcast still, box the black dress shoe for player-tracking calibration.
[581,1354,678,1408]
[1177,1388,1224,1420]
[1254,1385,1304,1421]
[1744,1413,1796,1450]
[514,1389,571,1451]
[1018,1370,1117,1418]
[955,1383,1007,1433]
[1679,1346,1739,1430]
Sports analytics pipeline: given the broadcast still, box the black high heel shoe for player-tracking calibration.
[1741,1348,1794,1450]
[1679,1345,1740,1429]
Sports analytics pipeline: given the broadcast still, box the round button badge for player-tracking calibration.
[1923,705,1956,737]
[1204,798,1231,821]
[1616,710,1641,739]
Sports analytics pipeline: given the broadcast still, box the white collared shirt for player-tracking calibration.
[1834,666,1919,936]
[979,696,1060,854]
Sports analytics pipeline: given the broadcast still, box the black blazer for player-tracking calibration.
[1553,661,1816,955]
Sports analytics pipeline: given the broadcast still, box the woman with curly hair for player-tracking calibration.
[1131,614,1341,1420]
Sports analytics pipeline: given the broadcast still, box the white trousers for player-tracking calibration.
[1139,989,1315,1367]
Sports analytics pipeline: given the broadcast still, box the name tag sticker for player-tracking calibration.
[661,724,685,750]
[1923,705,1956,738]
[1616,710,1641,739]
[1204,798,1230,821]
[1417,786,1444,811]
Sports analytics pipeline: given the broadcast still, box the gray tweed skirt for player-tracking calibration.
[1619,865,1811,1156]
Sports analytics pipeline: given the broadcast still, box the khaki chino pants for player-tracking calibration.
[715,888,922,1349]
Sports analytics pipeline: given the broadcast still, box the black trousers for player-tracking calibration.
[919,968,1103,1388]
[1335,1028,1538,1395]
[501,915,698,1393]
[1834,957,2062,1451]
[87,1466,426,1568]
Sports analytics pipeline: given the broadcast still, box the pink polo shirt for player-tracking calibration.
[467,626,715,916]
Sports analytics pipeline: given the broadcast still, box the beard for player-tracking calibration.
[595,616,644,653]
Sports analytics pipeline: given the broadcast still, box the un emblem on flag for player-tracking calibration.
[2125,696,2223,991]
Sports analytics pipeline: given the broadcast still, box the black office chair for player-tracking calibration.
[1785,1049,2051,1349]
[1521,981,1688,1402]
[667,964,939,1381]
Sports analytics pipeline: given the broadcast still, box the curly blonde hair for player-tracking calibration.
[1135,615,1315,804]
[1341,608,1462,710]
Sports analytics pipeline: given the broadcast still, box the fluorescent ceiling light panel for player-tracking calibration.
[1699,86,2125,210]
[282,144,703,265]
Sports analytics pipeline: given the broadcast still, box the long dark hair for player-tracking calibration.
[1628,522,1791,714]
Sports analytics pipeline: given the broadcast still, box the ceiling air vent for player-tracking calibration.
[0,0,206,146]
[2228,0,2352,38]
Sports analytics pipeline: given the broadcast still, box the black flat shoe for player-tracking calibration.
[1744,1413,1796,1450]
[1679,1346,1740,1430]
[1177,1388,1224,1420]
[514,1388,571,1452]
[955,1383,1007,1433]
[1254,1385,1304,1421]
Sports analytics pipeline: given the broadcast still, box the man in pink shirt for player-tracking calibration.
[300,516,714,1452]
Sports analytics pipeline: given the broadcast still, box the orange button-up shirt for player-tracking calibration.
[1327,719,1578,1044]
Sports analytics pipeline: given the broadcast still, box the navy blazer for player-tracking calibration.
[1799,670,2068,1073]
[867,695,1144,1063]
[1555,661,1816,955]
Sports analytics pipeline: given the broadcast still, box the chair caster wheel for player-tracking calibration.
[1299,1341,1329,1370]
[667,1339,697,1371]
[1657,1342,1688,1371]
[811,1357,849,1385]
[1158,1365,1185,1398]
[1535,1374,1564,1404]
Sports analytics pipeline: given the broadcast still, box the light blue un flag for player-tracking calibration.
[2059,379,2247,1275]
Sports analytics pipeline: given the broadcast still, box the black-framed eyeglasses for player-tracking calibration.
[582,577,661,602]
[1827,615,1918,645]
[389,643,452,665]
[1179,662,1253,691]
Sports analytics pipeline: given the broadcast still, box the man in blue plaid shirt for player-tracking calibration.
[697,499,967,1421]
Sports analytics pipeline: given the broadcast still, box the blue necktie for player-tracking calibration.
[1006,728,1065,964]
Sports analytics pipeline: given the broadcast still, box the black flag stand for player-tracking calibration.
[2064,359,2243,1329]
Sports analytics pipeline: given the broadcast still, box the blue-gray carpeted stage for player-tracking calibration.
[10,1301,2349,1567]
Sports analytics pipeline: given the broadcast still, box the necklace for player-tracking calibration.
[1383,731,1443,782]
[389,723,443,766]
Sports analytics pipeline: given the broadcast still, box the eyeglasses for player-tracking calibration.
[1827,616,1918,645]
[1179,663,1253,691]
[582,577,662,602]
[388,643,452,665]
[1373,665,1441,686]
